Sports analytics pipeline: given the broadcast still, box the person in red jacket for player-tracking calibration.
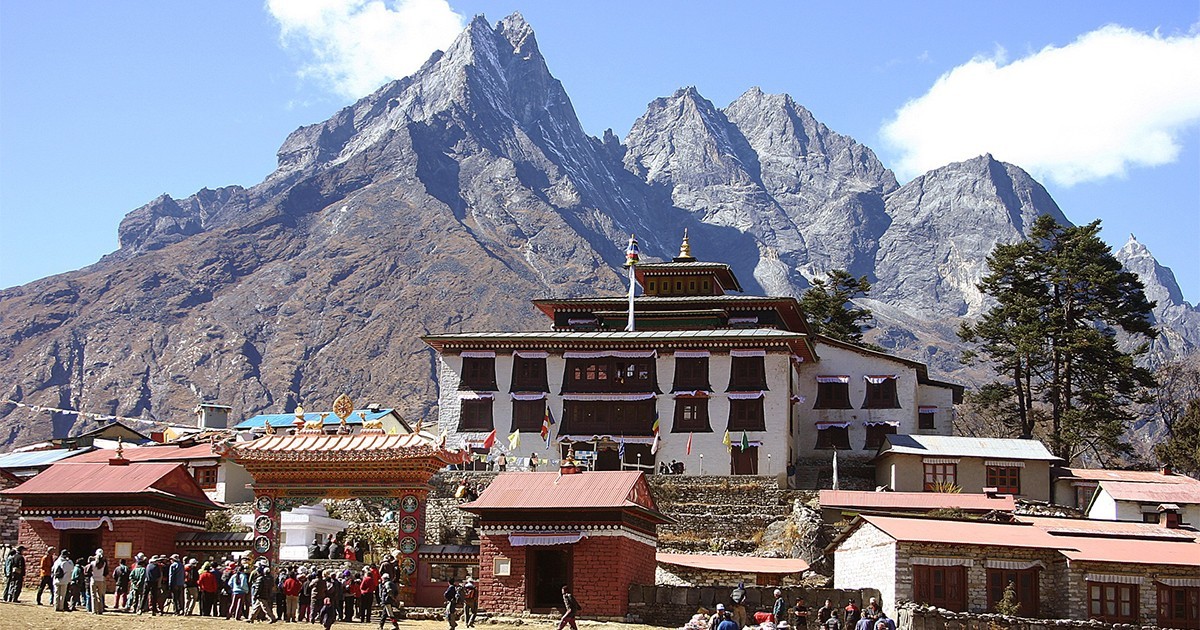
[357,567,378,623]
[197,562,220,617]
[282,569,302,622]
[342,572,360,621]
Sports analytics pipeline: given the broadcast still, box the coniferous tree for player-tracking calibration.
[959,215,1157,461]
[799,269,874,345]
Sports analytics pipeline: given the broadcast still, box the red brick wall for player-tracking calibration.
[478,534,528,613]
[477,532,655,617]
[18,516,198,585]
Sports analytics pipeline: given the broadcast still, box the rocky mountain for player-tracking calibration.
[0,14,1193,450]
[1115,235,1200,360]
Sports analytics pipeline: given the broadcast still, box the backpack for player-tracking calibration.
[445,583,460,604]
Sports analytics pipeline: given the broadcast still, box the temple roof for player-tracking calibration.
[234,408,409,432]
[224,431,466,465]
[0,461,221,510]
[461,470,667,523]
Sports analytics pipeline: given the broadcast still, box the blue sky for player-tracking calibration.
[1,1,1197,301]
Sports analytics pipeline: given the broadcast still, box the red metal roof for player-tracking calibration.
[0,462,219,508]
[1016,515,1200,540]
[656,552,808,574]
[819,490,1015,512]
[65,443,219,463]
[1099,480,1200,504]
[859,514,1058,550]
[1061,468,1200,484]
[462,471,660,514]
[1059,536,1200,567]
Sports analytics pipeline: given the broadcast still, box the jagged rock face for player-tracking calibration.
[874,155,1070,318]
[1116,236,1200,358]
[0,14,1194,450]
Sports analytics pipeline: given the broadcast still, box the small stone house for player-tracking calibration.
[1052,467,1200,518]
[1087,473,1200,526]
[874,434,1060,502]
[829,512,1200,627]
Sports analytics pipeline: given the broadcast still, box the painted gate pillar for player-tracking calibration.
[250,491,283,566]
[394,488,429,605]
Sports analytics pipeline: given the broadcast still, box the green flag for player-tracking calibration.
[740,430,749,451]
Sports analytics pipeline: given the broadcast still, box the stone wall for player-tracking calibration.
[627,585,879,627]
[895,602,1164,630]
[0,473,19,547]
[832,519,896,617]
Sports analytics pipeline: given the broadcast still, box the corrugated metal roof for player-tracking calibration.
[234,409,397,430]
[860,514,1058,550]
[879,435,1059,461]
[0,462,202,497]
[1099,480,1200,504]
[656,552,808,574]
[65,443,218,464]
[1059,536,1200,567]
[819,490,1015,512]
[0,447,93,469]
[1062,468,1200,484]
[233,432,428,453]
[462,471,660,513]
[1016,516,1199,541]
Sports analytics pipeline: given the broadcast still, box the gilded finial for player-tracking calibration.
[676,228,694,260]
[294,405,305,419]
[264,419,275,435]
[116,436,124,459]
[333,394,354,421]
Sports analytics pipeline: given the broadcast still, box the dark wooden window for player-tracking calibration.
[987,568,1039,617]
[913,565,967,611]
[1089,582,1138,623]
[918,408,937,429]
[672,357,710,391]
[863,423,897,450]
[564,358,656,393]
[728,356,768,391]
[511,356,548,392]
[814,380,852,409]
[673,398,711,432]
[464,447,489,472]
[460,357,497,390]
[986,466,1022,495]
[458,399,493,431]
[861,377,900,409]
[1158,584,1200,629]
[731,445,758,475]
[561,400,656,436]
[728,398,766,431]
[511,399,545,432]
[815,425,851,450]
[193,466,219,489]
[923,462,958,491]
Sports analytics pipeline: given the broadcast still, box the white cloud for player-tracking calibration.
[881,25,1200,185]
[267,0,464,99]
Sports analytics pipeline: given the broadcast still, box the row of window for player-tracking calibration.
[459,356,769,393]
[915,566,1199,627]
[458,397,767,435]
[814,378,900,409]
[921,462,1022,495]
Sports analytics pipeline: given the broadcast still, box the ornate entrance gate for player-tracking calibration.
[221,399,465,603]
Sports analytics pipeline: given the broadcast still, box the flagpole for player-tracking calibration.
[624,234,639,332]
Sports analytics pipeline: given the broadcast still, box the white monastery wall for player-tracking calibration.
[833,522,897,617]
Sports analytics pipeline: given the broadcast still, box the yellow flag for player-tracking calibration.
[722,430,732,451]
[508,430,522,451]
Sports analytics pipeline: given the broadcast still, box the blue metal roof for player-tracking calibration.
[233,409,397,430]
[0,447,94,469]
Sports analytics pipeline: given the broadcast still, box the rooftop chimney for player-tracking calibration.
[194,402,231,430]
[1161,465,1174,476]
[1158,504,1181,529]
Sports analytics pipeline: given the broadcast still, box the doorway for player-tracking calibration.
[526,547,573,610]
[62,531,100,563]
[731,446,759,475]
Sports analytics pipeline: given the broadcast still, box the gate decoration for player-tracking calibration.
[221,397,467,604]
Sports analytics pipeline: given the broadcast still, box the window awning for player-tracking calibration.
[508,532,585,546]
[986,559,1043,570]
[563,350,656,359]
[458,391,495,400]
[673,350,711,358]
[559,435,655,445]
[1157,578,1200,587]
[817,375,850,384]
[45,516,114,531]
[1085,573,1143,585]
[672,391,710,398]
[910,556,972,567]
[561,392,656,401]
[790,395,807,403]
[727,391,765,400]
[510,392,547,401]
[865,375,897,384]
[460,351,496,358]
[984,460,1025,468]
[514,350,549,359]
[918,406,938,413]
[730,349,766,357]
[816,422,850,429]
[864,420,900,427]
[922,458,961,464]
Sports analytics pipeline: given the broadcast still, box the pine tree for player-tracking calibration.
[959,215,1157,462]
[799,269,874,345]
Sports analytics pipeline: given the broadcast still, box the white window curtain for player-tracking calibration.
[817,375,850,384]
[865,375,897,384]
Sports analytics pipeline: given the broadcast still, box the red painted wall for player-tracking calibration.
[18,517,199,585]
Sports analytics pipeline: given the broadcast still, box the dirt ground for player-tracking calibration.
[0,601,670,630]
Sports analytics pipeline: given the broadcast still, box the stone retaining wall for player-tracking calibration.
[895,602,1165,630]
[628,584,878,627]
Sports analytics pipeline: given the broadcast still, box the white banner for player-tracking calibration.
[563,350,656,359]
[509,532,585,546]
[918,406,939,413]
[45,516,114,531]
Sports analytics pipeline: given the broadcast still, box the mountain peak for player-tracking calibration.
[497,12,535,52]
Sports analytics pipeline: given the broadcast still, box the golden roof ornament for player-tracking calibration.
[115,436,124,459]
[332,394,354,421]
[294,405,304,419]
[264,419,276,435]
[674,228,695,261]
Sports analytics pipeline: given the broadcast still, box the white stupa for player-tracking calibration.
[241,504,349,560]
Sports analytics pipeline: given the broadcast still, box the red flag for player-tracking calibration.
[482,429,497,449]
[686,432,693,455]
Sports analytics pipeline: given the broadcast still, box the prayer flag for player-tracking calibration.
[740,430,749,451]
[650,431,660,455]
[686,432,693,455]
[483,429,497,449]
[507,430,521,451]
[722,430,732,452]
[651,410,660,434]
[618,438,626,460]
[624,234,640,331]
[832,449,840,490]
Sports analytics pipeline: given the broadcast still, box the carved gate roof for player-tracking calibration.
[225,432,466,466]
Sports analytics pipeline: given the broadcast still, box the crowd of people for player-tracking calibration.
[1,544,410,629]
[682,587,894,630]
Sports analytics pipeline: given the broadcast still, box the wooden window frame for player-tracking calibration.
[728,356,768,391]
[918,409,936,429]
[1089,582,1138,624]
[1158,584,1200,629]
[913,565,967,612]
[458,399,494,432]
[460,357,497,391]
[923,462,958,491]
[861,377,900,409]
[560,399,656,436]
[510,356,548,392]
[986,568,1039,617]
[673,398,711,433]
[193,465,219,489]
[672,357,710,391]
[727,398,766,432]
[510,399,545,433]
[564,358,656,393]
[863,423,897,450]
[814,425,851,450]
[986,465,1022,495]
[813,381,852,409]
